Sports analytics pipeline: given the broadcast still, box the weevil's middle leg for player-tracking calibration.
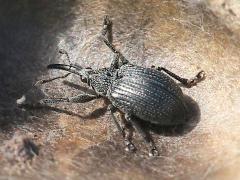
[152,66,206,88]
[107,105,136,152]
[119,112,134,140]
[125,113,159,157]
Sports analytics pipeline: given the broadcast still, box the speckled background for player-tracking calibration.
[0,0,240,179]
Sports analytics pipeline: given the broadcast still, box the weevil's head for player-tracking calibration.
[88,67,117,96]
[47,64,116,96]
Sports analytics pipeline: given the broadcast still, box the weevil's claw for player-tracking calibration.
[196,70,206,81]
[103,15,112,27]
[186,70,206,88]
[149,147,159,157]
[59,49,67,54]
[124,140,136,152]
[34,80,45,86]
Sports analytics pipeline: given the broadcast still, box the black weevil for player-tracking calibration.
[36,16,206,156]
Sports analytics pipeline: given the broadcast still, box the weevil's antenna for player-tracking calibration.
[59,49,71,66]
[35,49,74,86]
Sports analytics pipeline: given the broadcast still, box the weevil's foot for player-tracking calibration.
[103,15,112,27]
[58,49,68,54]
[124,140,136,152]
[149,147,159,157]
[186,70,206,88]
[196,70,206,81]
[122,124,133,138]
[16,95,39,109]
[34,79,48,86]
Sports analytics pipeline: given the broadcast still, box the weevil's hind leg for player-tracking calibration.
[119,112,134,146]
[39,93,98,105]
[152,66,206,88]
[125,113,159,157]
[107,105,136,152]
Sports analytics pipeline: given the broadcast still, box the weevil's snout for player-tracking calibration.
[47,63,83,70]
[47,63,71,70]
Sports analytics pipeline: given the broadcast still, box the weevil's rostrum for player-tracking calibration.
[36,16,206,156]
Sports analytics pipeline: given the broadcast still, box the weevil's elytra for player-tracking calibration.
[34,16,206,157]
[108,64,187,125]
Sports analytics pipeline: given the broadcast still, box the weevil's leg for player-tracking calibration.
[101,15,113,43]
[119,112,135,148]
[125,113,159,157]
[35,73,71,86]
[107,105,136,152]
[99,17,129,67]
[40,93,98,105]
[99,35,129,66]
[109,53,120,71]
[152,66,206,88]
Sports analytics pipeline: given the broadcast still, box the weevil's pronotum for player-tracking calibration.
[33,16,206,156]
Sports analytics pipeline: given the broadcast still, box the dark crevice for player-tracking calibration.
[0,0,77,125]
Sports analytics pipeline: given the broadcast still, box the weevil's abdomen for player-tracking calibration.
[108,65,187,125]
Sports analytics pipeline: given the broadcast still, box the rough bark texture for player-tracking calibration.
[0,0,240,179]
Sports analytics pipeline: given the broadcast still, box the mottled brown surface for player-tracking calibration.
[0,0,240,180]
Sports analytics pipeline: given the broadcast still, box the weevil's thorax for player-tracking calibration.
[89,68,116,96]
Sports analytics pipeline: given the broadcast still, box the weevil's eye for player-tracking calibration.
[81,76,87,83]
[106,72,112,76]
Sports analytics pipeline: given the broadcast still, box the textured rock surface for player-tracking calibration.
[206,0,240,38]
[0,0,240,179]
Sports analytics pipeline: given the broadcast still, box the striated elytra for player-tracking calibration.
[108,64,187,126]
[36,16,206,156]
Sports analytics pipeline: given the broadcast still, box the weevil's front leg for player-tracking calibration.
[107,105,136,152]
[101,15,113,43]
[100,36,129,66]
[152,66,206,88]
[40,93,98,105]
[109,53,120,71]
[125,113,159,157]
[100,16,129,68]
[35,73,71,86]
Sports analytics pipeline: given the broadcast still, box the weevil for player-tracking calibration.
[36,16,205,156]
